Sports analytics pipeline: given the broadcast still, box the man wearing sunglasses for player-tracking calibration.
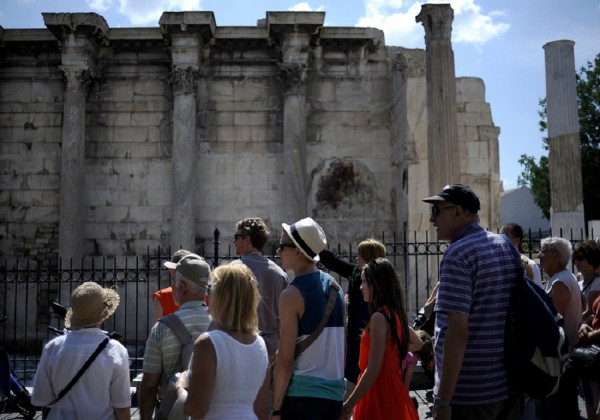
[423,184,521,420]
[232,217,288,420]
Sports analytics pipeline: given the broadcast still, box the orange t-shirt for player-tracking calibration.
[152,287,179,316]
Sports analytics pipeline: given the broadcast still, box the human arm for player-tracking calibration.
[318,249,356,278]
[549,281,572,317]
[434,312,469,420]
[583,290,600,322]
[183,334,216,417]
[151,297,164,326]
[113,407,131,420]
[342,312,387,414]
[423,282,440,317]
[271,286,303,418]
[408,327,423,352]
[138,373,160,420]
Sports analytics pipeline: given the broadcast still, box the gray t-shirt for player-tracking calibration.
[233,254,288,356]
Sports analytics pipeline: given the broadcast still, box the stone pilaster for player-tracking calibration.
[543,40,585,237]
[416,4,460,196]
[43,13,107,265]
[268,12,324,222]
[160,12,215,251]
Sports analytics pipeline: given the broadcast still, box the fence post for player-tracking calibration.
[213,228,220,267]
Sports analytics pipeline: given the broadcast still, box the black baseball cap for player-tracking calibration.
[423,184,481,214]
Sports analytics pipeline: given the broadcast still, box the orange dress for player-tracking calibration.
[353,308,419,420]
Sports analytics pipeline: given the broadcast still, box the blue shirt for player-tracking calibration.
[434,222,517,404]
[287,270,346,401]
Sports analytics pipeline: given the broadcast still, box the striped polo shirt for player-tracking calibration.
[287,270,345,401]
[143,300,211,399]
[434,222,517,405]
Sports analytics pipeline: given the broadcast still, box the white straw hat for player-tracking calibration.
[282,217,327,262]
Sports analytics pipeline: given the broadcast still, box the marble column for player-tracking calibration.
[280,64,309,222]
[58,67,92,265]
[160,12,215,252]
[170,67,199,251]
[544,40,585,237]
[416,4,460,195]
[43,13,107,265]
[268,12,324,222]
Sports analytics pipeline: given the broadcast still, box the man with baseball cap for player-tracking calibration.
[423,184,521,419]
[271,217,345,419]
[139,254,212,420]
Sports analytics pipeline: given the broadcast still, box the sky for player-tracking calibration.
[1,0,599,190]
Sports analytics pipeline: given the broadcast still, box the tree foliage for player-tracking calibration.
[518,53,600,223]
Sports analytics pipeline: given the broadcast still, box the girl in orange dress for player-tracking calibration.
[342,258,419,420]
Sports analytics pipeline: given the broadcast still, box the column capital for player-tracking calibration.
[170,66,199,95]
[43,13,107,77]
[60,66,93,93]
[279,64,307,95]
[268,12,324,66]
[416,4,454,42]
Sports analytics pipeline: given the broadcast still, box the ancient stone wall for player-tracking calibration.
[0,11,500,267]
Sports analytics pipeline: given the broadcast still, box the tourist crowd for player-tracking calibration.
[27,185,600,420]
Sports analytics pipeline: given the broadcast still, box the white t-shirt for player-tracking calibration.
[31,328,130,420]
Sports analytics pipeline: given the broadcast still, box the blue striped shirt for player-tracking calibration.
[434,222,517,404]
[287,270,345,401]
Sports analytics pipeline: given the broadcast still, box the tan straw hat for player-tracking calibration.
[65,282,120,330]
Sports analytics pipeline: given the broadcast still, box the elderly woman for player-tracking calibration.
[31,282,130,419]
[174,264,268,419]
[538,237,582,420]
[573,240,600,322]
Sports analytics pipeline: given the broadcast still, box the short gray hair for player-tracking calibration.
[541,237,572,268]
[174,270,207,296]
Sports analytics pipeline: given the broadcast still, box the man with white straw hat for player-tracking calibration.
[271,217,345,419]
[139,253,212,420]
[31,282,131,419]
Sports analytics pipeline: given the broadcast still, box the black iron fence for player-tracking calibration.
[0,228,591,386]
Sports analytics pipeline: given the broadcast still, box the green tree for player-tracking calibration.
[518,53,600,224]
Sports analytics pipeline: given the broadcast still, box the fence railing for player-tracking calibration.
[0,228,591,386]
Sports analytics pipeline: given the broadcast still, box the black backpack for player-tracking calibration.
[502,235,570,398]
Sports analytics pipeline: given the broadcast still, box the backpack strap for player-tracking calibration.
[294,280,341,358]
[159,314,192,346]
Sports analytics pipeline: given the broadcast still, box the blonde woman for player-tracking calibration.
[175,264,269,419]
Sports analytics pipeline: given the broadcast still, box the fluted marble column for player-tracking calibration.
[416,4,460,194]
[268,12,324,222]
[280,64,309,222]
[160,12,215,251]
[544,40,585,237]
[43,13,107,265]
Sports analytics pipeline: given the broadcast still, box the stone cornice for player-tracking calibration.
[42,12,109,46]
[159,12,216,45]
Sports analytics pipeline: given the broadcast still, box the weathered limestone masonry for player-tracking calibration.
[0,9,501,303]
[543,40,585,237]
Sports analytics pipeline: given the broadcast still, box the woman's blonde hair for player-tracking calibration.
[208,264,260,333]
[357,239,386,262]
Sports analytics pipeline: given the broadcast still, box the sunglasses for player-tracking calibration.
[277,242,297,251]
[431,205,457,218]
[234,233,246,241]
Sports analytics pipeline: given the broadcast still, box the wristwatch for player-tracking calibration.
[269,407,282,416]
[434,396,450,408]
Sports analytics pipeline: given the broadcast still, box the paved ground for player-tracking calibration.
[0,389,586,419]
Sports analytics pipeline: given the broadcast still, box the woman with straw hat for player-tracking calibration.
[31,282,131,419]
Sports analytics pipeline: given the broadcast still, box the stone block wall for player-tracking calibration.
[0,12,501,268]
